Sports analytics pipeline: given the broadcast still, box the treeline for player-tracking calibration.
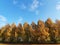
[0,18,60,44]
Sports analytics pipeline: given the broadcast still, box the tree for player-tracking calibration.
[55,20,60,43]
[37,20,50,43]
[45,18,57,43]
[45,18,53,28]
[10,23,16,43]
[16,23,25,43]
[23,22,32,43]
[0,29,2,42]
[0,18,60,43]
[31,22,37,30]
[3,24,11,42]
[31,22,39,43]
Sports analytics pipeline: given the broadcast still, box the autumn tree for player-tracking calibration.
[23,22,33,43]
[0,25,10,42]
[3,24,11,42]
[55,20,60,43]
[0,29,2,42]
[10,23,16,43]
[45,18,57,43]
[0,18,60,43]
[31,22,39,43]
[56,20,60,36]
[31,22,37,30]
[37,20,50,43]
[16,23,25,43]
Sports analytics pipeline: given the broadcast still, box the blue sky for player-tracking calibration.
[0,0,60,27]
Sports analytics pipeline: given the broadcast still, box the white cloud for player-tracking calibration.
[29,0,43,15]
[0,15,7,28]
[13,0,26,10]
[30,0,39,11]
[56,4,60,10]
[12,0,42,15]
[20,4,26,10]
[35,10,40,15]
[0,15,7,22]
[40,2,43,6]
[30,0,43,11]
[13,0,18,5]
[57,1,60,4]
[56,2,60,11]
[17,17,23,24]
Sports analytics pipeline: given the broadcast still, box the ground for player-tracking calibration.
[0,44,60,45]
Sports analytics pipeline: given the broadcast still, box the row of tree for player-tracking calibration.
[0,18,60,43]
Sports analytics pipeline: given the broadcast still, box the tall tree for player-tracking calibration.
[23,22,32,43]
[16,23,25,43]
[45,18,57,43]
[37,20,50,43]
[10,23,16,43]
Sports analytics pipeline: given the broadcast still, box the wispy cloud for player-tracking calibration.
[30,0,39,11]
[56,1,60,11]
[56,4,60,10]
[12,0,42,15]
[35,10,40,15]
[0,15,7,22]
[20,4,26,10]
[29,0,43,15]
[30,0,43,11]
[0,15,7,28]
[40,2,43,6]
[17,17,23,24]
[13,0,18,5]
